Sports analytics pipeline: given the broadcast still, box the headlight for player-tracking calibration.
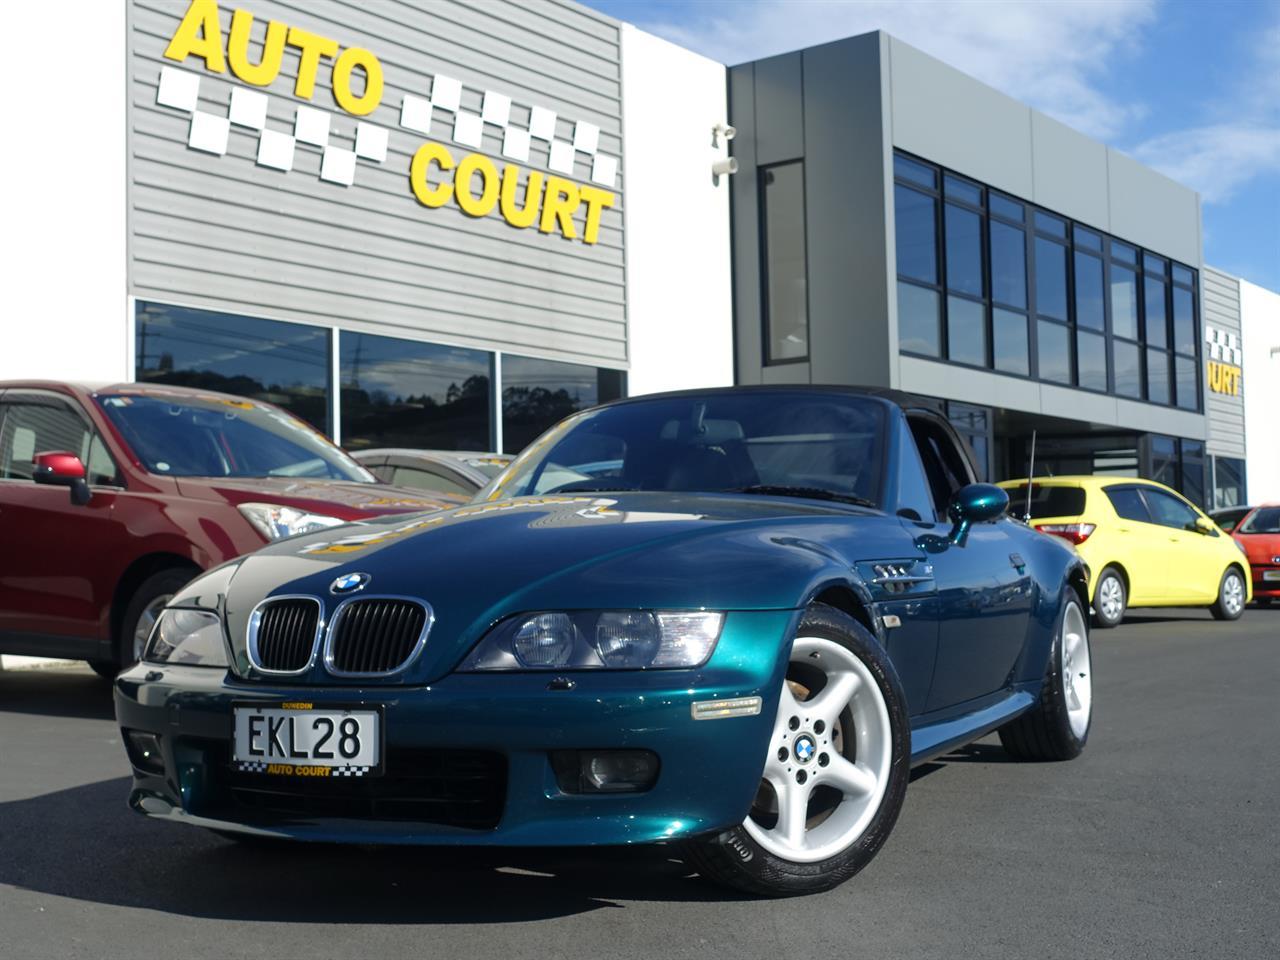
[460,610,724,671]
[144,608,229,667]
[238,503,347,541]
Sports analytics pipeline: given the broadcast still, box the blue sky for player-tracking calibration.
[585,0,1280,292]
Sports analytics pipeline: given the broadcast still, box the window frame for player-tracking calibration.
[759,159,811,366]
[0,391,124,489]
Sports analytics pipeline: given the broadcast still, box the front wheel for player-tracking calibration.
[1210,567,1246,621]
[685,604,910,897]
[89,568,196,679]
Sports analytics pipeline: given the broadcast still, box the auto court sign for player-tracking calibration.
[158,0,617,244]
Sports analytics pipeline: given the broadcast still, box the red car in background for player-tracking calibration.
[0,381,465,676]
[1221,504,1280,607]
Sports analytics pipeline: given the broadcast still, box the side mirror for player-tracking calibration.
[33,451,92,506]
[1188,517,1216,536]
[947,483,1009,545]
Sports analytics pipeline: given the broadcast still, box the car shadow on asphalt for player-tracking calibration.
[0,777,755,922]
[0,668,115,720]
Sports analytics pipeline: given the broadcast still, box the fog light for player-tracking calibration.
[550,749,659,794]
[124,730,164,775]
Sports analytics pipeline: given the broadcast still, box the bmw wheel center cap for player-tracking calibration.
[793,734,816,764]
[330,572,371,595]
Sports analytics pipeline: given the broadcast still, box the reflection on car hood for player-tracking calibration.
[173,475,467,517]
[219,492,893,682]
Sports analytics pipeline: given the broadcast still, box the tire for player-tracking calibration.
[684,604,910,897]
[1092,566,1126,629]
[89,568,197,677]
[999,590,1092,761]
[1210,567,1247,621]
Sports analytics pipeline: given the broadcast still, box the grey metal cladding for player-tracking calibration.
[127,0,626,367]
[1202,267,1245,459]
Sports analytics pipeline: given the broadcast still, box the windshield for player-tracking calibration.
[1240,507,1280,534]
[97,393,375,482]
[1004,484,1086,519]
[481,392,887,506]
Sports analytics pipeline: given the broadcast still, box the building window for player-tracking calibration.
[135,301,331,432]
[1211,456,1247,509]
[760,161,809,363]
[340,333,491,452]
[895,156,942,358]
[1171,268,1200,410]
[501,355,625,454]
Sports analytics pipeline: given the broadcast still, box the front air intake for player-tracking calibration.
[325,598,431,677]
[249,597,322,674]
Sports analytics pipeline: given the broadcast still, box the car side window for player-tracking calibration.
[0,401,92,481]
[907,416,972,520]
[1104,487,1150,522]
[894,418,934,522]
[85,433,122,486]
[1142,488,1201,530]
[390,465,470,497]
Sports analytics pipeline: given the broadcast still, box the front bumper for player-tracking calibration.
[113,610,794,846]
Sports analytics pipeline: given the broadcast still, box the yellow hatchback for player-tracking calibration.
[998,476,1252,628]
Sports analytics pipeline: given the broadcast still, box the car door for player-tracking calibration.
[1099,484,1170,604]
[907,413,1035,712]
[1140,486,1220,602]
[0,391,122,654]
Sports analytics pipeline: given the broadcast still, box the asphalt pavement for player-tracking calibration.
[2,608,1276,960]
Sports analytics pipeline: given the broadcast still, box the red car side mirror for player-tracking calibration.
[33,451,92,506]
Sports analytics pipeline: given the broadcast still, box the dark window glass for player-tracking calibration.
[898,282,941,356]
[340,333,491,451]
[1241,506,1280,534]
[1213,457,1246,510]
[989,193,1024,221]
[944,175,981,206]
[135,301,331,432]
[993,309,1029,375]
[389,466,471,497]
[1074,252,1105,331]
[1110,240,1137,264]
[1211,506,1250,530]
[1172,286,1196,355]
[1181,440,1205,508]
[0,401,92,482]
[1144,277,1168,348]
[1172,264,1194,286]
[1077,330,1108,391]
[1074,227,1102,251]
[1146,349,1170,404]
[761,163,809,362]
[894,154,936,189]
[1106,486,1151,522]
[1038,320,1071,383]
[990,221,1027,309]
[1034,238,1068,320]
[1149,436,1177,488]
[1110,266,1139,340]
[1144,252,1168,277]
[945,204,983,296]
[1034,211,1067,237]
[1143,487,1198,529]
[502,355,624,454]
[1114,340,1142,398]
[895,184,937,284]
[1003,485,1086,518]
[1175,355,1198,410]
[947,296,986,366]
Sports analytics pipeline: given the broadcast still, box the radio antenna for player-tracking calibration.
[1024,430,1037,522]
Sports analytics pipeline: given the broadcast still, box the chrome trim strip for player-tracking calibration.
[245,595,325,676]
[322,595,435,679]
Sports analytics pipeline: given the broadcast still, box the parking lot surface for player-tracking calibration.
[2,609,1276,960]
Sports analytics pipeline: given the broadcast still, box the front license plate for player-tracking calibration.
[232,703,381,777]
[1264,570,1280,581]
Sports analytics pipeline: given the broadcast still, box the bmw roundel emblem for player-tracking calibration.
[793,734,816,764]
[330,572,371,595]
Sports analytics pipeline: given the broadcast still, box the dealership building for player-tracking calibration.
[7,0,1275,504]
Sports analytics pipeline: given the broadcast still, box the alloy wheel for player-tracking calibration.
[1061,601,1093,738]
[1223,573,1244,617]
[1098,576,1123,622]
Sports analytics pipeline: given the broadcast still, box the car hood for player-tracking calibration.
[211,492,900,683]
[173,475,467,518]
[1235,532,1280,566]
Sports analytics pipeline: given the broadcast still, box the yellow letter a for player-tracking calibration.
[163,0,227,74]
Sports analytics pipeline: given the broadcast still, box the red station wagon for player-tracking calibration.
[0,381,466,676]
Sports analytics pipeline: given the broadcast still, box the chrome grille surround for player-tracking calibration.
[323,596,434,678]
[246,596,324,675]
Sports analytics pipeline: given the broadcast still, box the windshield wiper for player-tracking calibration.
[731,485,877,509]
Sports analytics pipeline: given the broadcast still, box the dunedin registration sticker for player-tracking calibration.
[232,703,382,777]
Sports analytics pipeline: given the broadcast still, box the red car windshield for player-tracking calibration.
[96,393,374,482]
[1240,507,1280,534]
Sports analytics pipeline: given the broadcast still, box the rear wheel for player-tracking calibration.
[999,591,1092,761]
[1210,567,1246,621]
[1092,566,1126,629]
[89,568,196,679]
[685,604,910,897]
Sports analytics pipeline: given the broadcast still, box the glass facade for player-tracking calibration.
[1211,456,1247,509]
[893,151,1202,412]
[760,161,809,363]
[135,302,625,455]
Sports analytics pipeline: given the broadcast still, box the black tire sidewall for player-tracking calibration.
[691,604,911,896]
[116,568,198,669]
[1093,567,1125,628]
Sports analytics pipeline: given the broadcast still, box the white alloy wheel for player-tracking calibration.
[1061,601,1093,738]
[132,594,173,662]
[1097,575,1123,622]
[1222,572,1245,617]
[744,636,893,863]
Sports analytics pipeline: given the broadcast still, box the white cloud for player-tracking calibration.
[631,0,1157,139]
[1131,124,1280,204]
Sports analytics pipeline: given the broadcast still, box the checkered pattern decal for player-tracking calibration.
[156,65,618,190]
[235,761,371,776]
[236,761,268,774]
[1205,326,1243,365]
[332,766,372,777]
